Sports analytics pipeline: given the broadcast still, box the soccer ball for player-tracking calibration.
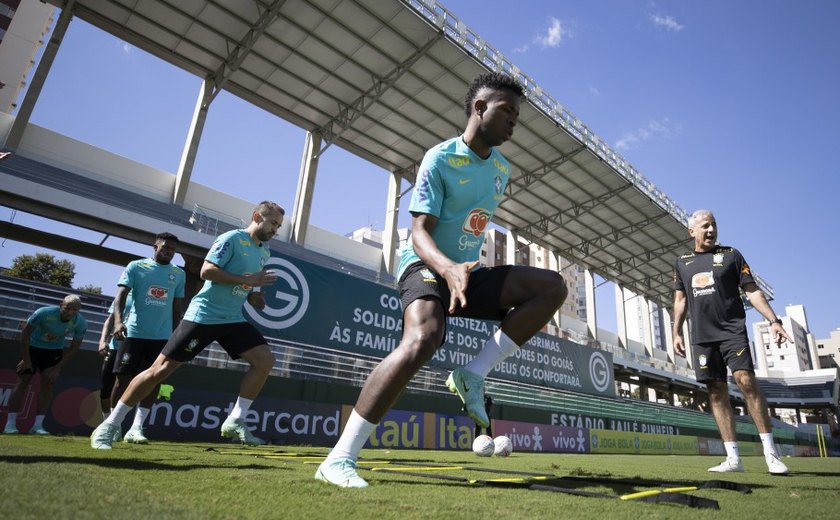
[472,434,495,457]
[493,435,513,457]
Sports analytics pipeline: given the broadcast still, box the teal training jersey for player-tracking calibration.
[397,135,511,279]
[118,258,185,340]
[184,229,271,324]
[26,305,87,350]
[106,293,134,350]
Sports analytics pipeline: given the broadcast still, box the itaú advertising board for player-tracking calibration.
[362,407,481,450]
[245,252,614,397]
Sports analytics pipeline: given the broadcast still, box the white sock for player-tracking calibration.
[465,329,520,377]
[229,397,253,420]
[326,409,378,462]
[105,401,133,426]
[6,412,17,427]
[724,441,740,461]
[132,407,150,429]
[759,433,778,457]
[33,415,45,429]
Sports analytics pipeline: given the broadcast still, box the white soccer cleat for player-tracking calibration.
[707,458,744,473]
[123,425,149,444]
[90,422,119,450]
[3,423,19,434]
[221,416,266,446]
[30,426,50,435]
[766,454,789,475]
[314,457,369,488]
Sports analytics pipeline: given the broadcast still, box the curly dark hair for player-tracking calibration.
[463,72,525,117]
[155,232,179,243]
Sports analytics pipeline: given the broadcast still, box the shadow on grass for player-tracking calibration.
[367,470,771,496]
[0,454,290,472]
[547,475,771,494]
[785,471,840,477]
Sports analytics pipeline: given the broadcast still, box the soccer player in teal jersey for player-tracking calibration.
[316,73,568,488]
[4,295,87,435]
[109,232,185,444]
[97,294,133,430]
[92,202,284,449]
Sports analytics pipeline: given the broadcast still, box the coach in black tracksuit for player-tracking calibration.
[672,209,791,475]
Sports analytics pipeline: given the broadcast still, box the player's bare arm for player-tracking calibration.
[672,289,688,356]
[743,282,792,345]
[247,291,267,310]
[98,312,115,356]
[411,212,478,313]
[18,322,34,372]
[113,285,131,340]
[200,260,278,288]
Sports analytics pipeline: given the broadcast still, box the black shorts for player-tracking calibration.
[113,338,167,375]
[161,320,267,362]
[100,349,118,398]
[18,347,63,375]
[399,262,512,320]
[693,336,755,383]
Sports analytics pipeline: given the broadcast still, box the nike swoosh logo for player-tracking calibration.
[736,348,746,356]
[459,179,471,185]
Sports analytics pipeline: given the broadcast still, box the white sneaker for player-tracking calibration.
[766,454,789,475]
[220,416,266,446]
[123,425,149,444]
[90,422,119,450]
[314,457,369,488]
[708,458,744,472]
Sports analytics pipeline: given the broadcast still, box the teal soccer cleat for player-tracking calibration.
[446,368,489,428]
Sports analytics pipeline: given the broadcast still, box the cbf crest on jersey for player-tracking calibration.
[494,174,504,198]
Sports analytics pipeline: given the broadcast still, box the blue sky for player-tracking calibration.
[1,0,838,340]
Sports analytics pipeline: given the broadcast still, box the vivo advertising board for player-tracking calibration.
[493,419,589,454]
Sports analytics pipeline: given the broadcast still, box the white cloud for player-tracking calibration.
[615,117,681,151]
[589,85,600,96]
[536,17,569,48]
[122,42,133,54]
[512,44,530,54]
[650,14,684,32]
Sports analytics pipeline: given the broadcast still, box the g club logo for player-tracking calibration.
[588,351,611,393]
[245,257,310,330]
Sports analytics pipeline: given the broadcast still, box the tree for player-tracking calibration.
[6,253,75,288]
[77,284,103,295]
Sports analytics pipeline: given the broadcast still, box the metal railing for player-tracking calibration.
[189,203,246,236]
[402,0,690,226]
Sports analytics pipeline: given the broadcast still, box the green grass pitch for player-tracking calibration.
[2,435,838,519]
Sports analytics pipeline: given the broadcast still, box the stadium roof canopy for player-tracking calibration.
[44,0,715,306]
